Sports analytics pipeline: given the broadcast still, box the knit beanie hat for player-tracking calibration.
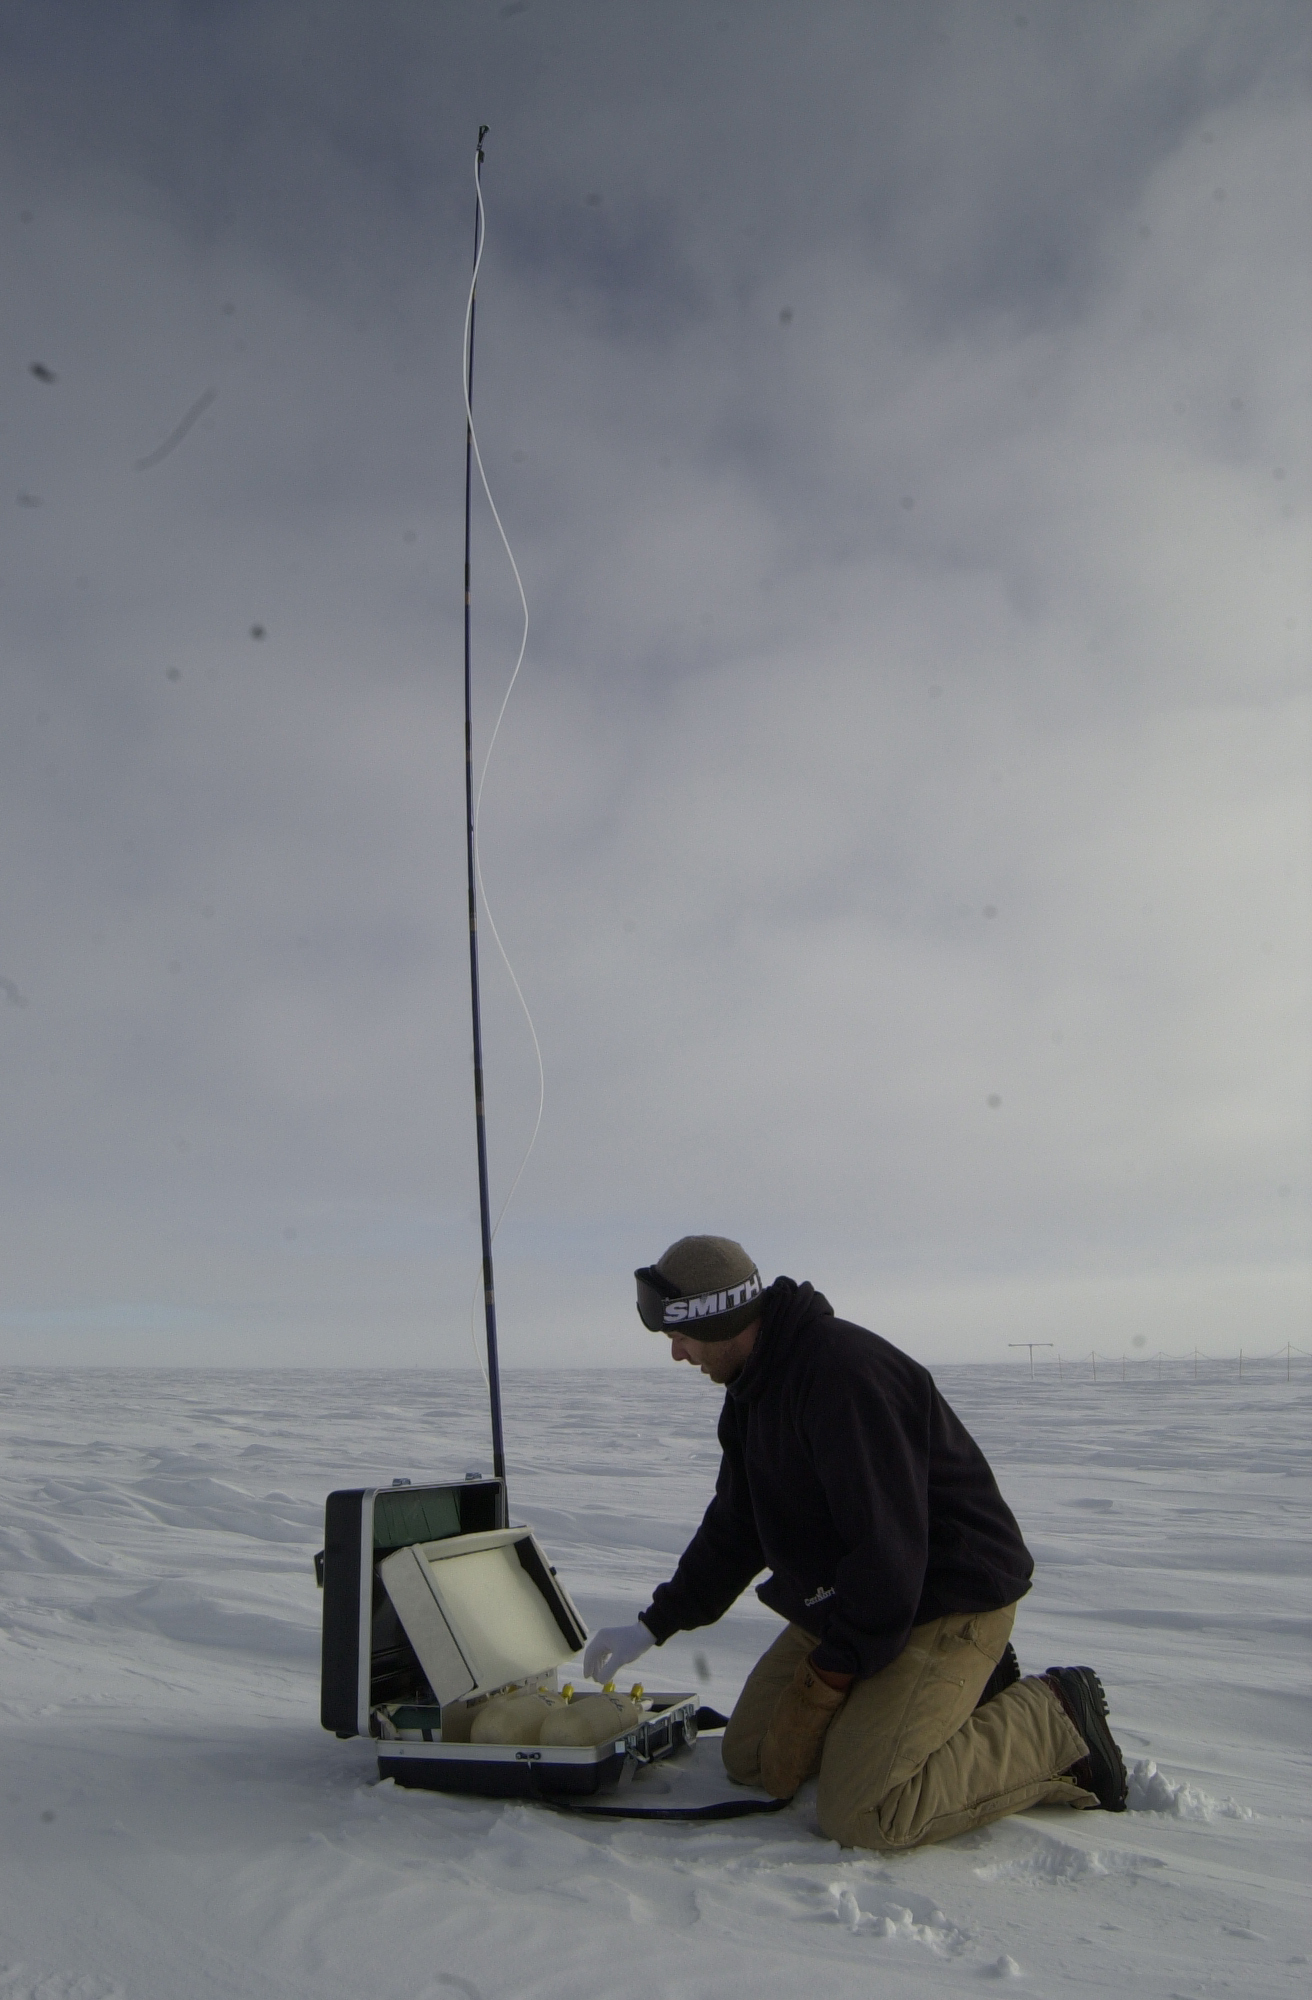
[634,1235,765,1342]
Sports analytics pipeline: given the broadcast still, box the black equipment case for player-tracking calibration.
[318,1478,697,1797]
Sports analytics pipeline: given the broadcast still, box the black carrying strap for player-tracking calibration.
[537,1704,788,1819]
[548,1794,791,1822]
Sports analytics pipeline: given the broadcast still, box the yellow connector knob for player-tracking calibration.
[629,1682,645,1701]
[561,1682,575,1702]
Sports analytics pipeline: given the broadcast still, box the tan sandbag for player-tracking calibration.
[538,1693,642,1747]
[469,1689,567,1745]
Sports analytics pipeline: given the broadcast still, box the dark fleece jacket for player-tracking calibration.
[640,1278,1034,1679]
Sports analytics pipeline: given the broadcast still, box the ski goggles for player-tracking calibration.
[634,1264,765,1335]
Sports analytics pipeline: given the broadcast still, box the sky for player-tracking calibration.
[1,0,1309,1370]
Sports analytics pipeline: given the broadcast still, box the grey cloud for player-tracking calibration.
[0,0,1307,1367]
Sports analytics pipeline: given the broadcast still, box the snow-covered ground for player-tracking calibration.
[0,1362,1307,2000]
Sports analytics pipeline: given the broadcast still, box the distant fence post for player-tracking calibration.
[1024,1342,1306,1387]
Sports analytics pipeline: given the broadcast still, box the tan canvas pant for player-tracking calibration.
[722,1606,1096,1851]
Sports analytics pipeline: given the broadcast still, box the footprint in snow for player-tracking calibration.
[974,1829,1164,1883]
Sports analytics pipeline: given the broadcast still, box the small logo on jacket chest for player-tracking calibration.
[803,1585,836,1608]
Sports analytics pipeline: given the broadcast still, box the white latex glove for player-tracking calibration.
[583,1619,655,1684]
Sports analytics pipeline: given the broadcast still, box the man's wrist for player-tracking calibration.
[807,1651,853,1693]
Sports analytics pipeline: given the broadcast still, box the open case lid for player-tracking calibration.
[319,1477,507,1736]
[380,1526,588,1706]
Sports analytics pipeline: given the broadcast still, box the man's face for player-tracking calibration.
[667,1320,761,1384]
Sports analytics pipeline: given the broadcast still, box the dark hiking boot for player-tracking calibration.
[1043,1666,1128,1811]
[975,1641,1021,1709]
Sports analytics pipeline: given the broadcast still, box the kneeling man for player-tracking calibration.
[584,1236,1127,1851]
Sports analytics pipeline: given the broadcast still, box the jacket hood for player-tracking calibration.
[728,1277,834,1403]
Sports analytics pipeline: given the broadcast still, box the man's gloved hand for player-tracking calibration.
[582,1619,655,1684]
[758,1655,850,1799]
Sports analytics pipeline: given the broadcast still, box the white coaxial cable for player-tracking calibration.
[461,147,546,1380]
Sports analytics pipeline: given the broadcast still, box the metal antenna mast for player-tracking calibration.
[463,125,507,1487]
